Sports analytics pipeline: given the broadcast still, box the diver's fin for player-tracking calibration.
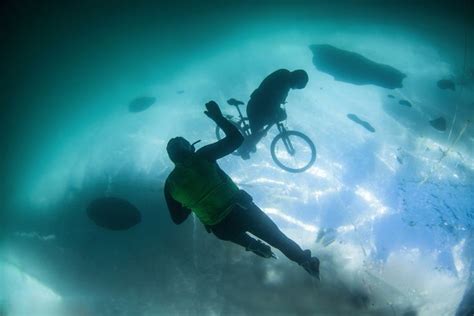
[301,257,320,280]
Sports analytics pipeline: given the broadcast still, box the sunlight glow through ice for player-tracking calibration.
[264,207,318,232]
[7,14,473,315]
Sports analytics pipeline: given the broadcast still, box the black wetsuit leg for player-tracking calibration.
[245,112,268,150]
[246,98,267,135]
[210,206,257,248]
[211,204,310,264]
[246,98,282,149]
[244,203,309,264]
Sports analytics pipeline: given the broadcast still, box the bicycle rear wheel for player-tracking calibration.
[270,130,316,173]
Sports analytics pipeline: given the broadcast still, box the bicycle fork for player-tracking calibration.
[277,123,296,156]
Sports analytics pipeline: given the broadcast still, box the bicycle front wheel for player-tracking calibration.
[270,130,316,173]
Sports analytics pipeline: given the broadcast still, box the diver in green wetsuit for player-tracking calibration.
[164,101,320,279]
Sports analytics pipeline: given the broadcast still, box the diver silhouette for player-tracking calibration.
[241,69,309,158]
[164,101,320,279]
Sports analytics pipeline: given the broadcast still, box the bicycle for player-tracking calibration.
[215,98,317,173]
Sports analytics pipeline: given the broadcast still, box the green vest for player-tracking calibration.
[167,156,240,225]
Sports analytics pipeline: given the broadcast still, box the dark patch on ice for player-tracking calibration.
[347,114,375,133]
[176,90,185,94]
[387,94,395,99]
[429,117,447,131]
[396,147,405,165]
[128,96,156,113]
[398,100,412,107]
[437,79,455,91]
[309,44,406,89]
[87,197,141,230]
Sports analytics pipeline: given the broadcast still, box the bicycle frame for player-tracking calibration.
[228,103,287,139]
[220,99,317,173]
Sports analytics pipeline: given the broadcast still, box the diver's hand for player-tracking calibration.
[204,101,223,121]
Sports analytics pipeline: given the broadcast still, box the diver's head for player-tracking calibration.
[290,69,309,89]
[166,137,194,163]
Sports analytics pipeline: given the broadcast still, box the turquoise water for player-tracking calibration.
[2,1,473,315]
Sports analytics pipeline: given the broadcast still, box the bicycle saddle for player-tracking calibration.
[227,98,244,106]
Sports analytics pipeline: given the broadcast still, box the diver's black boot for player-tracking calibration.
[239,149,250,160]
[246,239,277,259]
[249,143,257,153]
[239,137,257,159]
[301,256,320,280]
[238,144,251,160]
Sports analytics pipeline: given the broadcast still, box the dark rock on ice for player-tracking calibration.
[398,100,412,107]
[347,113,375,133]
[309,44,406,89]
[437,79,455,91]
[87,197,141,230]
[387,94,395,98]
[429,117,447,131]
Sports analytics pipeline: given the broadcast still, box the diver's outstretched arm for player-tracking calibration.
[164,180,191,224]
[198,101,244,161]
